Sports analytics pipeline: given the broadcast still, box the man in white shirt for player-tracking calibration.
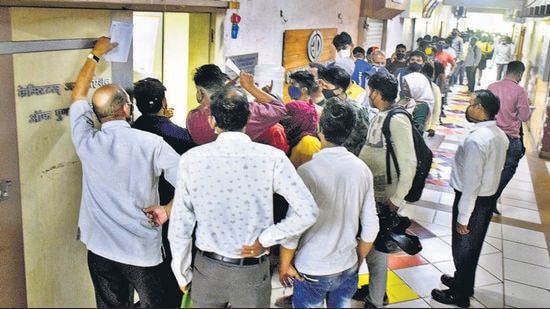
[278,96,379,308]
[431,89,508,308]
[167,85,319,308]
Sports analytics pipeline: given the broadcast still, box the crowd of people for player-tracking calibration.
[67,30,531,308]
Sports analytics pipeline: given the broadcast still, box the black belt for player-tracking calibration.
[199,250,267,266]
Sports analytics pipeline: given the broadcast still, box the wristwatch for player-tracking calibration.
[87,53,100,63]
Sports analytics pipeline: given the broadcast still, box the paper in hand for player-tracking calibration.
[104,21,134,63]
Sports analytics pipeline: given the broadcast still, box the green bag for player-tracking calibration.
[180,287,192,308]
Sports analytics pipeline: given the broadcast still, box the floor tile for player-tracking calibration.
[504,280,550,308]
[502,224,547,248]
[503,240,550,267]
[504,258,550,289]
[417,237,453,264]
[473,282,504,308]
[388,252,429,269]
[479,252,504,282]
[392,263,443,297]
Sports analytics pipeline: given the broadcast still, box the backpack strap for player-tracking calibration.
[382,106,414,184]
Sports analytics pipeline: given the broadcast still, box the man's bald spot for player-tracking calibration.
[92,84,129,117]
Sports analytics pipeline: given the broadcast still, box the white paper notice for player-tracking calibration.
[104,21,134,63]
[225,58,241,76]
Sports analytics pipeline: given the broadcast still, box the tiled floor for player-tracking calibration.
[270,69,550,308]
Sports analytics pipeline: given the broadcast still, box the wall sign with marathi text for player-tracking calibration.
[17,78,111,124]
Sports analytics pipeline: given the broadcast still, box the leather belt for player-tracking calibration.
[199,250,266,266]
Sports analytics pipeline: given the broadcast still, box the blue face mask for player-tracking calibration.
[287,85,301,100]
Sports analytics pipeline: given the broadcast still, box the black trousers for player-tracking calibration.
[450,191,495,299]
[87,250,165,308]
[465,66,477,92]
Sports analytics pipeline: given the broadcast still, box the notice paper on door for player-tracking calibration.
[104,21,134,63]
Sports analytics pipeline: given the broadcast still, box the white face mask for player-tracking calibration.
[337,49,351,59]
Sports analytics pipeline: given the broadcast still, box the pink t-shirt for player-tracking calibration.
[186,99,287,145]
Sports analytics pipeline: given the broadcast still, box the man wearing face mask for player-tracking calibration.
[431,90,508,307]
[362,50,390,115]
[280,70,322,168]
[331,31,371,89]
[394,50,428,105]
[357,72,417,308]
[318,66,369,156]
[385,43,408,74]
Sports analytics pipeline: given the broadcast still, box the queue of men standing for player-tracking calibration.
[69,34,530,308]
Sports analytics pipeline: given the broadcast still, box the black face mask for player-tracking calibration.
[396,53,406,60]
[408,62,422,72]
[465,104,484,123]
[322,88,337,99]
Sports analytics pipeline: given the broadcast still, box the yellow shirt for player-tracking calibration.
[346,80,366,102]
[476,41,493,57]
[289,135,321,168]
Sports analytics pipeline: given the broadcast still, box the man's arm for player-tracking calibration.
[71,36,117,103]
[239,71,280,104]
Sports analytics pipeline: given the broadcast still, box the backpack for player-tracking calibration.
[382,106,433,203]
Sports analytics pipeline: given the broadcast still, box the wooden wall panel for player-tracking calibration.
[282,28,337,102]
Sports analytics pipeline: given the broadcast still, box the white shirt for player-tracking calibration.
[450,121,509,225]
[289,147,379,276]
[70,100,180,267]
[168,132,318,287]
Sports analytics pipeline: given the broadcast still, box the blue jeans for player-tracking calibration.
[451,60,465,85]
[293,265,359,308]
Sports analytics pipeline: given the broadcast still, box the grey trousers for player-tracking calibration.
[191,251,271,308]
[364,248,389,307]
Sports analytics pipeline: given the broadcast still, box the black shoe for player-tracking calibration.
[431,288,470,307]
[352,285,370,301]
[441,274,454,288]
[274,294,293,308]
[353,285,388,305]
[441,274,474,296]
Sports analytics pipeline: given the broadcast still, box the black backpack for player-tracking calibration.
[382,106,433,203]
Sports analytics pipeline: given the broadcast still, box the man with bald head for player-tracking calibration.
[70,36,181,307]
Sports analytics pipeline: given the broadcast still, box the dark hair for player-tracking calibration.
[289,70,316,96]
[308,62,327,78]
[367,72,398,102]
[319,66,351,91]
[475,89,500,120]
[353,46,366,55]
[319,96,356,145]
[332,32,353,50]
[408,50,427,63]
[133,78,166,114]
[193,64,229,92]
[210,86,250,131]
[396,43,407,50]
[506,61,525,75]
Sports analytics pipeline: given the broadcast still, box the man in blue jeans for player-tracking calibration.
[278,97,379,308]
[487,60,532,214]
